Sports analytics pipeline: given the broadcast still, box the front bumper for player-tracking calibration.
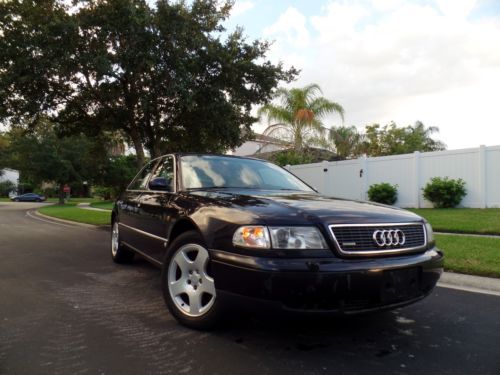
[210,248,444,314]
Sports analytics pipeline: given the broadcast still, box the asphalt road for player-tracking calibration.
[1,202,499,375]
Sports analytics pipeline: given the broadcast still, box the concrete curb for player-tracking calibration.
[438,272,500,296]
[76,202,112,212]
[31,209,110,231]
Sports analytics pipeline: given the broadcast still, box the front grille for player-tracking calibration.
[329,223,426,255]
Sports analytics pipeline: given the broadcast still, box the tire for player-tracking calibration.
[111,220,135,263]
[161,230,221,330]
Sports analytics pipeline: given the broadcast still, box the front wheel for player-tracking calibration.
[161,231,221,330]
[111,221,135,263]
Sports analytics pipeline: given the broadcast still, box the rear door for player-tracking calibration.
[136,155,177,263]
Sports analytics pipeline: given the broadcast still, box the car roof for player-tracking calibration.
[150,153,267,163]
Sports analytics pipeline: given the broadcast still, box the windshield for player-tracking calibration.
[180,155,314,192]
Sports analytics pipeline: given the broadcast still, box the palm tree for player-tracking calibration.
[258,84,344,152]
[328,125,366,159]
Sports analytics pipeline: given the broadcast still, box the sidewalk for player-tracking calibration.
[77,202,111,212]
[439,272,500,296]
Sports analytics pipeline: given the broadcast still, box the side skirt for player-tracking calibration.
[122,241,163,268]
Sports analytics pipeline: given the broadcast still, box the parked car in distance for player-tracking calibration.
[10,193,46,202]
[112,154,444,329]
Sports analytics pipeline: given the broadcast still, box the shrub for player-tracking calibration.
[423,177,467,208]
[0,180,15,197]
[367,183,398,205]
[271,150,314,166]
[93,185,113,200]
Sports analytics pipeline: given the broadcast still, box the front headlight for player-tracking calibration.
[425,222,434,244]
[269,226,328,249]
[232,226,271,249]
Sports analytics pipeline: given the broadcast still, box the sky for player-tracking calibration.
[224,0,500,150]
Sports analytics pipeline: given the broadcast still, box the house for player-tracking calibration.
[0,168,19,186]
[0,168,19,197]
[229,133,286,157]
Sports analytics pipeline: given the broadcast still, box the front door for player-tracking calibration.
[118,159,159,251]
[136,155,176,263]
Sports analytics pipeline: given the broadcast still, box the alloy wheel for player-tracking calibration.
[168,244,216,317]
[111,222,119,257]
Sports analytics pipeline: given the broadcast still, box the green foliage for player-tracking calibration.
[0,180,15,197]
[423,177,467,208]
[40,187,59,198]
[363,121,445,157]
[92,186,113,201]
[367,183,398,205]
[5,120,110,202]
[271,150,315,166]
[327,125,365,159]
[97,155,139,198]
[259,84,344,151]
[0,0,296,164]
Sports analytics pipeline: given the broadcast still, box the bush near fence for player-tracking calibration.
[287,145,500,208]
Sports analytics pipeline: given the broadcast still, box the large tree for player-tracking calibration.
[258,84,344,152]
[0,0,296,167]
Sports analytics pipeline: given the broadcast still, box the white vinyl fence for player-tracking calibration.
[286,145,500,208]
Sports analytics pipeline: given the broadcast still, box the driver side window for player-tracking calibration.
[149,156,175,192]
[128,160,157,191]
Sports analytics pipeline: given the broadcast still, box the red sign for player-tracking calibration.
[63,185,70,193]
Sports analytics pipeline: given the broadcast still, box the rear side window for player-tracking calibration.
[128,160,157,190]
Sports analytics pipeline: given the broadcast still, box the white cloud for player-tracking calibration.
[258,0,500,149]
[231,1,255,17]
[263,7,310,48]
[436,0,477,19]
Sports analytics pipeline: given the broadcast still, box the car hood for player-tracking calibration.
[189,189,423,225]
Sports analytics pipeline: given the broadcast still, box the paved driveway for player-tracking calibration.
[1,203,499,374]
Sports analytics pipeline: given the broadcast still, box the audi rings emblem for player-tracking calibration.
[372,229,406,247]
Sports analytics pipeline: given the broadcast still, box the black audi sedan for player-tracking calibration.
[111,154,443,329]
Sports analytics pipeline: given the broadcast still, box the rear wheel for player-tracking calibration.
[161,230,221,330]
[111,221,135,263]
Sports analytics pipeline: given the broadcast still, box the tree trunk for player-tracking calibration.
[150,137,163,159]
[129,127,145,168]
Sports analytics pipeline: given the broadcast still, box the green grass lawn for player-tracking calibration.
[46,197,102,204]
[89,201,114,210]
[38,203,111,225]
[409,208,500,235]
[436,234,500,278]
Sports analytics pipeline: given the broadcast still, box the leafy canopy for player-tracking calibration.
[4,119,112,202]
[364,121,446,157]
[0,0,296,166]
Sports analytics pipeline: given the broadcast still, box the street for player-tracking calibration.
[1,202,499,375]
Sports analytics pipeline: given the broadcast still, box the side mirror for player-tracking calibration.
[149,177,171,191]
